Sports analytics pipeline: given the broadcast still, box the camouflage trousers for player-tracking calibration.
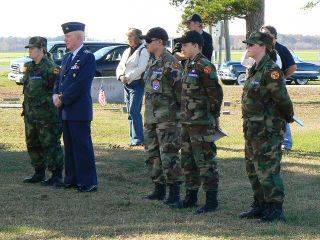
[244,121,285,204]
[144,121,183,185]
[181,125,219,192]
[24,119,64,172]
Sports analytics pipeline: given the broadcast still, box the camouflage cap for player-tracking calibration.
[178,31,204,47]
[25,36,47,49]
[140,27,169,42]
[242,31,273,50]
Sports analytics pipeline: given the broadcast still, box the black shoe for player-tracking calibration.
[23,167,45,183]
[41,176,64,187]
[170,189,198,209]
[240,199,266,219]
[163,184,180,205]
[260,203,286,223]
[64,183,78,189]
[195,191,218,214]
[144,183,166,200]
[77,185,98,192]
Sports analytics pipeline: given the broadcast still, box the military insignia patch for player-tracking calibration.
[152,80,160,91]
[204,66,212,74]
[53,68,60,75]
[172,62,180,69]
[271,71,280,80]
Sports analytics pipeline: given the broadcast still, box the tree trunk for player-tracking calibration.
[245,0,265,38]
[224,19,231,61]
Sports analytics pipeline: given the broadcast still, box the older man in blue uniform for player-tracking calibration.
[53,22,98,192]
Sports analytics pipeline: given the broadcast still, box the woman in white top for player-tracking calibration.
[116,28,150,146]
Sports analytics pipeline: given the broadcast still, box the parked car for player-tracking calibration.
[94,45,128,77]
[8,41,125,84]
[218,52,320,85]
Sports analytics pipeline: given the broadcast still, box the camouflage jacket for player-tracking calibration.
[181,53,223,126]
[242,54,294,135]
[22,57,60,123]
[143,49,182,124]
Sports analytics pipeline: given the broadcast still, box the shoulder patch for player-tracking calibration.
[172,62,180,69]
[270,70,280,80]
[203,66,213,74]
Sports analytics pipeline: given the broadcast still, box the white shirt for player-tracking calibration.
[240,49,282,69]
[116,44,150,84]
[71,44,84,60]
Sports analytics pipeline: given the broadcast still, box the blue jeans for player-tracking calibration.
[283,123,293,149]
[124,80,144,145]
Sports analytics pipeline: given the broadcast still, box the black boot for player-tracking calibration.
[163,184,180,205]
[261,202,286,222]
[145,183,166,200]
[196,191,218,214]
[170,189,198,209]
[41,167,63,187]
[23,167,45,183]
[240,199,266,219]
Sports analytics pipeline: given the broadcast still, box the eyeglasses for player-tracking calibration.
[146,38,158,44]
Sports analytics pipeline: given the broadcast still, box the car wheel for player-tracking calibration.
[294,79,309,85]
[221,80,235,85]
[236,73,246,85]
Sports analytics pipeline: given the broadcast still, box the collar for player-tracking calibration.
[71,44,83,59]
[255,54,270,71]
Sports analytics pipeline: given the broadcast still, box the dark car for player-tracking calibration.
[218,52,320,85]
[49,41,125,66]
[94,45,128,77]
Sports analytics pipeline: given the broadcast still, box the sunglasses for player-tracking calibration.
[146,38,158,44]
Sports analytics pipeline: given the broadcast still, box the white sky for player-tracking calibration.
[0,0,318,41]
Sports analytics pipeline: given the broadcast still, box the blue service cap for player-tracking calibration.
[61,22,85,34]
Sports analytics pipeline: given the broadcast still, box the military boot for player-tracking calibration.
[170,189,198,209]
[260,202,286,223]
[196,191,218,214]
[41,167,64,187]
[23,167,45,183]
[240,199,266,219]
[144,183,166,200]
[163,184,180,205]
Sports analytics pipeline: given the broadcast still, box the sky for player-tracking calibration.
[0,0,319,42]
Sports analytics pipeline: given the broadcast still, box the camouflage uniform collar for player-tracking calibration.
[254,54,271,71]
[191,52,203,62]
[31,56,47,68]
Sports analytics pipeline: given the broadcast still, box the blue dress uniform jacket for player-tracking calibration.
[54,46,98,188]
[54,47,95,121]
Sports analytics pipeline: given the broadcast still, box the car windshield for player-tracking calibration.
[94,46,119,60]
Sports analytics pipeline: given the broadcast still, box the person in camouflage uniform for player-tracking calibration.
[140,27,183,204]
[170,31,223,214]
[240,32,294,222]
[22,36,64,187]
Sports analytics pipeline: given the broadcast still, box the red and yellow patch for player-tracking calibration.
[203,66,212,74]
[270,70,280,80]
[53,68,60,75]
[172,62,180,69]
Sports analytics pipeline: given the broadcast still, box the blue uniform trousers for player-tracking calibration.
[124,81,144,145]
[62,121,97,187]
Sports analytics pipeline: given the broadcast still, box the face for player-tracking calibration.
[127,31,137,47]
[145,38,161,53]
[246,43,265,59]
[28,47,43,60]
[181,42,198,58]
[186,21,200,31]
[64,32,81,51]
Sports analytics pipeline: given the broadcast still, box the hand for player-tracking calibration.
[120,76,128,84]
[53,94,63,108]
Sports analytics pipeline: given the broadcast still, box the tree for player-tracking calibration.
[302,0,320,9]
[169,0,265,36]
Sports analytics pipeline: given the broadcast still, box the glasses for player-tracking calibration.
[246,43,255,48]
[146,38,158,44]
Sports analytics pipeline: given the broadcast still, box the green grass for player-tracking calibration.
[0,76,320,239]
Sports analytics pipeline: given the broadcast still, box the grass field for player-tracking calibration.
[0,74,319,239]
